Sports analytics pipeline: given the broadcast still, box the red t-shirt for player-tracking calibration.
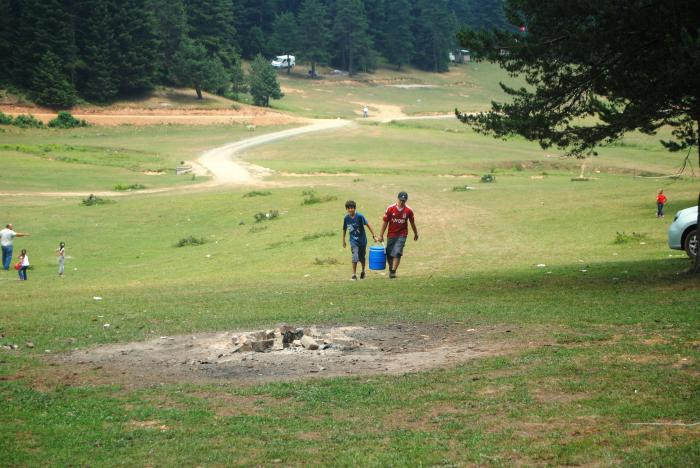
[383,204,414,238]
[657,194,667,204]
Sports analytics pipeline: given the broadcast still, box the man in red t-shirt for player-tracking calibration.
[379,191,418,278]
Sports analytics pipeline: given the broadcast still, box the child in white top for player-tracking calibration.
[18,249,29,281]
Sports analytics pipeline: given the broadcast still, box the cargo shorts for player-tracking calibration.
[350,243,367,263]
[386,236,407,258]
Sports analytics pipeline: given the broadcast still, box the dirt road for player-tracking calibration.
[198,119,351,184]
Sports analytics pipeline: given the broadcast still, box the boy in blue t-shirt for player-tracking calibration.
[342,200,378,280]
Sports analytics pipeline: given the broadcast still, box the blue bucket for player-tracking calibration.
[369,245,386,270]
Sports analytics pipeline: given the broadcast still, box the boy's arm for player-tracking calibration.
[366,223,378,241]
[363,217,378,241]
[342,227,347,248]
[409,217,419,241]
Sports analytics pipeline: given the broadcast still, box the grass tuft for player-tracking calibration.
[614,231,650,244]
[302,190,338,205]
[313,257,339,265]
[302,231,336,241]
[113,183,146,191]
[174,236,206,247]
[243,190,272,198]
[254,210,279,222]
[81,194,113,206]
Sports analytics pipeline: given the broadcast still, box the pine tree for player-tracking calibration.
[269,12,300,74]
[234,0,277,58]
[383,0,414,70]
[412,0,455,72]
[332,0,375,75]
[249,54,283,107]
[13,0,77,86]
[153,0,189,82]
[185,0,238,70]
[297,0,330,77]
[0,0,15,82]
[172,39,229,99]
[230,56,248,99]
[31,51,77,108]
[75,0,118,102]
[112,0,159,94]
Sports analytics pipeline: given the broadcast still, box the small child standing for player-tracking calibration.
[342,200,378,280]
[17,249,29,281]
[656,189,668,218]
[56,241,65,277]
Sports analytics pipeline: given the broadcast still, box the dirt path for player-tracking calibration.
[1,108,449,198]
[198,119,351,184]
[0,119,352,197]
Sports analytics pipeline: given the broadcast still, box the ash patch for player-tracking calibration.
[49,324,520,388]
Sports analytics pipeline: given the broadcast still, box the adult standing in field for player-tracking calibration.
[1,224,30,271]
[56,241,66,277]
[379,191,418,279]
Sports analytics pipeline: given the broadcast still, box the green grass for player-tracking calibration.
[0,124,287,192]
[270,62,520,118]
[1,68,699,465]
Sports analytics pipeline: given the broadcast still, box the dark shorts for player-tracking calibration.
[350,243,366,263]
[386,236,407,258]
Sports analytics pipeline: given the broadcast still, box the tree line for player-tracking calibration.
[0,0,507,108]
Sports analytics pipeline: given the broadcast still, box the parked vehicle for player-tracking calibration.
[668,205,697,258]
[271,55,295,69]
[449,49,471,63]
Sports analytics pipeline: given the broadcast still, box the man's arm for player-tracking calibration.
[379,221,388,242]
[15,232,30,237]
[409,217,418,241]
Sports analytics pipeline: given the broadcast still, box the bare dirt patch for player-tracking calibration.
[0,104,304,126]
[44,323,527,388]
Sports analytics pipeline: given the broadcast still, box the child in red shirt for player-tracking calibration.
[379,191,419,278]
[656,189,667,218]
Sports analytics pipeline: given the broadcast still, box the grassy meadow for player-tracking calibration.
[1,65,699,466]
[272,62,515,118]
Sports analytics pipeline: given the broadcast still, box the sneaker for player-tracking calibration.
[389,271,396,279]
[360,271,365,279]
[351,275,357,280]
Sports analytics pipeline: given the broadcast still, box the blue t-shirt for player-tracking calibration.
[343,213,368,246]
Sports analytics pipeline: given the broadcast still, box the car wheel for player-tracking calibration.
[684,229,697,258]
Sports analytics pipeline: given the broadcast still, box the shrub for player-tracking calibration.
[254,210,279,222]
[48,111,88,128]
[243,190,272,198]
[81,194,113,206]
[614,231,649,244]
[175,236,206,247]
[301,190,338,205]
[0,112,13,125]
[12,114,44,128]
[480,174,496,183]
[113,183,146,191]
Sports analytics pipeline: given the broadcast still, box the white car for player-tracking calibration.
[271,55,295,69]
[668,205,697,258]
